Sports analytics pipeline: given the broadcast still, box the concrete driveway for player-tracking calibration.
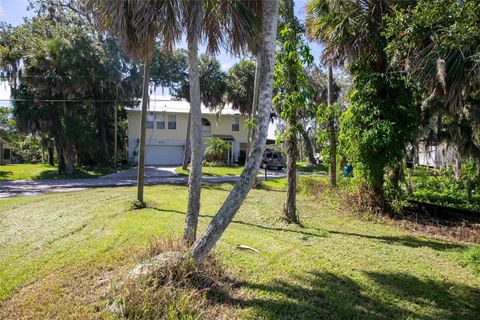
[101,166,178,179]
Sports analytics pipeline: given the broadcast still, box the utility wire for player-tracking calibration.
[0,99,173,102]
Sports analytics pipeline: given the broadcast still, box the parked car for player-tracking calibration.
[261,149,286,170]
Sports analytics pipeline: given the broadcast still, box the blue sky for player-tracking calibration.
[0,0,323,103]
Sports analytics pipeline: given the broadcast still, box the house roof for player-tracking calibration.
[212,134,235,141]
[127,100,245,116]
[0,137,11,147]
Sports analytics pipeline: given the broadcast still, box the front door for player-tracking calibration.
[202,118,211,139]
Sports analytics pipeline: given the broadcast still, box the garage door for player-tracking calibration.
[145,145,184,165]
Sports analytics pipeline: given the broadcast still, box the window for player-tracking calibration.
[232,117,239,131]
[3,148,10,160]
[156,114,165,129]
[168,115,176,129]
[146,112,154,129]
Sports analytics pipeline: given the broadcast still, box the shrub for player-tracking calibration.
[204,137,230,163]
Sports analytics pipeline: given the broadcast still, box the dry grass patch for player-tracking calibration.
[0,260,123,319]
[113,238,239,320]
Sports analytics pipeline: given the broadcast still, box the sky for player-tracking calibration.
[0,0,323,104]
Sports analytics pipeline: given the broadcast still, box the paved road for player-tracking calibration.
[0,165,327,199]
[0,166,291,199]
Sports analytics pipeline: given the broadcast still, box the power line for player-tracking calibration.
[10,75,125,78]
[0,99,174,102]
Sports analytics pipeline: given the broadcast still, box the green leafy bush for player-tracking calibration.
[339,67,420,202]
[204,137,230,163]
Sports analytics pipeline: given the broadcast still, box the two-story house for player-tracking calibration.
[0,137,12,165]
[127,100,249,165]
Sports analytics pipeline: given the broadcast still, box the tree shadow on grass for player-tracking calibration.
[0,170,11,180]
[201,183,235,192]
[225,271,480,320]
[155,207,466,251]
[325,230,466,251]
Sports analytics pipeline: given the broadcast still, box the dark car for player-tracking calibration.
[261,149,286,170]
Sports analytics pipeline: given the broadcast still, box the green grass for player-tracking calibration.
[0,184,479,319]
[297,161,328,174]
[0,163,125,181]
[175,165,244,176]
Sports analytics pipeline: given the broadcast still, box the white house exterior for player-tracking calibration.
[417,142,456,168]
[0,137,12,165]
[127,100,249,165]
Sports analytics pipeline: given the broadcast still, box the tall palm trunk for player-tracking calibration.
[299,127,316,165]
[327,64,336,187]
[184,1,203,243]
[182,111,192,170]
[136,61,151,203]
[98,108,110,163]
[190,0,279,264]
[283,0,298,223]
[64,143,75,175]
[247,54,261,161]
[55,136,65,175]
[48,142,54,166]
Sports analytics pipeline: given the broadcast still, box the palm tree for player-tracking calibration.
[305,0,393,203]
[327,64,336,187]
[88,0,260,241]
[184,0,261,242]
[184,0,204,243]
[190,0,279,264]
[305,0,389,72]
[86,0,181,203]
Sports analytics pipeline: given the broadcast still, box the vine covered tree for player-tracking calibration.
[274,0,314,223]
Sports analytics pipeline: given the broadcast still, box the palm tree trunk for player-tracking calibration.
[247,54,261,161]
[184,1,203,244]
[182,111,192,170]
[327,64,336,187]
[99,114,109,162]
[299,127,316,165]
[114,100,118,169]
[48,143,55,166]
[190,0,279,264]
[136,61,151,203]
[64,143,75,176]
[55,136,65,175]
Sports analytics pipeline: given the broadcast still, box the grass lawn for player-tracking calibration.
[0,164,124,181]
[297,161,328,174]
[175,165,244,176]
[0,183,479,319]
